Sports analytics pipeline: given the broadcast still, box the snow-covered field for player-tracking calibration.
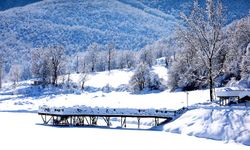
[0,66,197,111]
[0,112,248,150]
[0,65,250,148]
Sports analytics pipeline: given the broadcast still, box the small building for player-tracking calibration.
[31,78,43,85]
[216,90,250,106]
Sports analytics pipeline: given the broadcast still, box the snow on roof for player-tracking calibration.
[216,90,250,98]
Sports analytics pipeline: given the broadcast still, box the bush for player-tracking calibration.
[129,63,164,92]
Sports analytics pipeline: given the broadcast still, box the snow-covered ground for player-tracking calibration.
[0,112,248,150]
[0,65,250,148]
[0,83,210,111]
[0,66,193,111]
[162,108,250,146]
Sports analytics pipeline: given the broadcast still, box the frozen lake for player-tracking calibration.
[0,112,248,150]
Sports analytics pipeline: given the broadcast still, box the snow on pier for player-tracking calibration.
[38,105,187,128]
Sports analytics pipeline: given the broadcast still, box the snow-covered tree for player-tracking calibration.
[96,50,107,71]
[106,43,116,72]
[122,50,136,69]
[77,52,88,73]
[31,48,51,86]
[48,46,65,85]
[75,56,79,74]
[115,50,136,69]
[0,53,4,89]
[116,51,126,69]
[241,43,250,79]
[79,73,88,90]
[31,46,65,86]
[168,46,206,91]
[129,63,150,92]
[129,63,163,92]
[85,43,99,72]
[9,64,23,86]
[148,73,164,90]
[139,46,155,67]
[223,15,250,83]
[177,0,225,101]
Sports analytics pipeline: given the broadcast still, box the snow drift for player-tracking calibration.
[163,108,250,146]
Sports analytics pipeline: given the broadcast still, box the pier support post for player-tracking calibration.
[137,117,141,128]
[155,117,159,126]
[121,117,126,128]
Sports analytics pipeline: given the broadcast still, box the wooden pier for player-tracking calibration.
[38,105,187,128]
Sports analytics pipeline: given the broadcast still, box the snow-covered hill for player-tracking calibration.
[136,0,250,24]
[1,0,249,71]
[0,0,179,63]
[162,108,250,146]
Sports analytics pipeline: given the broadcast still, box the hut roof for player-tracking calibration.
[216,90,250,98]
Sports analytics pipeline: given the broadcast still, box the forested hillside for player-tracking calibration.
[0,0,249,92]
[0,0,40,11]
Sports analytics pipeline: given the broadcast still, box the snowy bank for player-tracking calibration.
[163,108,250,146]
[1,112,249,150]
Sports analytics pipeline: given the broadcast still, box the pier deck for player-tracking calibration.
[38,105,187,128]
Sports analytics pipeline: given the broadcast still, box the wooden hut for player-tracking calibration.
[216,90,250,106]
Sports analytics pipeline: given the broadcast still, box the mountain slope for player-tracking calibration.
[136,0,250,24]
[0,0,248,69]
[0,0,40,11]
[0,0,178,60]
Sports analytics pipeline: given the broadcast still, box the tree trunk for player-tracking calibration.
[209,58,213,102]
[76,56,79,74]
[0,65,2,89]
[91,60,95,72]
[108,49,111,72]
[52,65,58,86]
[81,81,85,90]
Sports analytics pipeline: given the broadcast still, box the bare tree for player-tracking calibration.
[31,48,50,86]
[31,46,65,86]
[9,64,23,87]
[241,43,250,79]
[79,73,88,90]
[48,46,65,85]
[117,50,136,69]
[75,56,79,74]
[85,43,99,72]
[124,50,136,68]
[178,0,225,101]
[139,47,154,67]
[0,53,4,89]
[107,43,115,72]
